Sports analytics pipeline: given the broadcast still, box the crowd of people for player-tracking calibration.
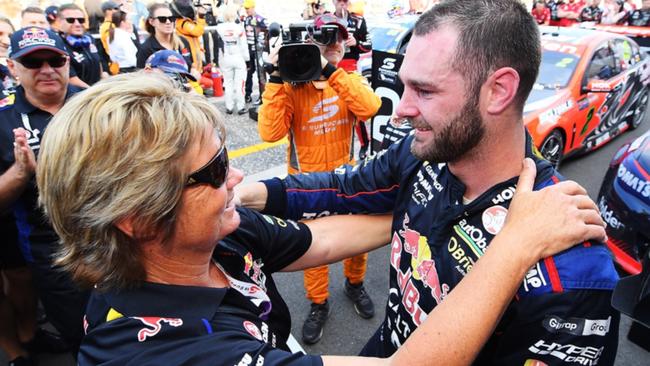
[531,0,650,26]
[0,0,645,365]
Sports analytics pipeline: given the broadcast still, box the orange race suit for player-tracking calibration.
[258,64,381,304]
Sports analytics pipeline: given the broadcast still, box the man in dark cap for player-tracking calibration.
[144,49,199,93]
[0,27,88,351]
[44,6,60,32]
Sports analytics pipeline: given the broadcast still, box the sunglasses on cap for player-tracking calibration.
[65,17,86,24]
[186,145,229,189]
[17,55,68,69]
[155,16,177,23]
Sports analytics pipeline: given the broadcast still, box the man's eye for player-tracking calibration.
[416,88,434,98]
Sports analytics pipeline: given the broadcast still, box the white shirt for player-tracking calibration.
[109,27,138,68]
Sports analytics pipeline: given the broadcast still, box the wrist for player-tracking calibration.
[490,226,539,271]
[11,163,34,182]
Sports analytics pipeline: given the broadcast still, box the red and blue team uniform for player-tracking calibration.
[258,132,620,365]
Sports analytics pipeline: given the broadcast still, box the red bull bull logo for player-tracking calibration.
[133,317,183,342]
[399,214,421,258]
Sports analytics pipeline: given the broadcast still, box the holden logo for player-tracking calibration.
[482,205,508,235]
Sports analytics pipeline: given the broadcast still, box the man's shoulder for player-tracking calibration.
[517,244,619,298]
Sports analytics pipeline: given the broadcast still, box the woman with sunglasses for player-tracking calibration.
[35,72,606,365]
[137,3,193,70]
[108,9,140,73]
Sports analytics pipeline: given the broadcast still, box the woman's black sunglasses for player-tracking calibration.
[17,55,68,69]
[185,146,229,189]
[155,16,177,23]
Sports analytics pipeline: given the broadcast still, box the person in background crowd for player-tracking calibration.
[0,17,15,95]
[547,0,565,26]
[36,71,603,366]
[45,6,60,33]
[0,26,88,354]
[172,0,207,81]
[242,0,266,104]
[557,0,583,26]
[624,0,637,10]
[84,0,104,33]
[121,0,149,31]
[137,3,192,70]
[238,1,621,363]
[108,7,140,73]
[303,0,325,20]
[216,5,249,114]
[58,3,106,87]
[580,0,604,22]
[332,0,373,159]
[258,14,381,345]
[144,49,199,93]
[627,0,650,25]
[20,8,49,29]
[99,1,119,75]
[333,0,373,71]
[0,19,52,366]
[532,0,551,24]
[602,0,631,24]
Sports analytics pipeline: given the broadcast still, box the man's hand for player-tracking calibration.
[500,158,606,262]
[197,5,207,17]
[268,36,282,76]
[13,128,36,180]
[345,35,357,48]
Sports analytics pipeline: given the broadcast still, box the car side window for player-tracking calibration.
[586,45,618,81]
[613,38,640,68]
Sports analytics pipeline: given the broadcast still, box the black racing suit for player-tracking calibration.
[258,133,620,365]
[243,14,267,99]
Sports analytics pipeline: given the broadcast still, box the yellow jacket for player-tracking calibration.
[175,17,206,71]
[258,68,380,174]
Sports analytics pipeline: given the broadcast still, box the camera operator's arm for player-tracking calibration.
[324,65,381,121]
[258,38,294,142]
[258,81,294,142]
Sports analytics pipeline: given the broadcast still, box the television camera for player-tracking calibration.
[264,21,342,83]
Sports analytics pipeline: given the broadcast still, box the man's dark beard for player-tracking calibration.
[410,96,485,164]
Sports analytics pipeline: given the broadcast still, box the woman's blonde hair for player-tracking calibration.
[37,72,225,290]
[223,4,239,23]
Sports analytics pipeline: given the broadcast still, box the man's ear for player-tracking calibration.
[115,215,136,238]
[484,67,520,115]
[6,59,17,79]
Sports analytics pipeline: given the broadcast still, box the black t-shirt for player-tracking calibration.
[80,208,323,366]
[136,35,193,69]
[63,33,103,85]
[0,85,81,262]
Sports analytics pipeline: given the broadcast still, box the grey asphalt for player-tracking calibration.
[2,93,648,365]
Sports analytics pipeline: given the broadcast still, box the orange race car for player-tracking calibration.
[525,26,650,167]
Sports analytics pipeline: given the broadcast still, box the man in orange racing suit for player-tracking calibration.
[258,14,381,345]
